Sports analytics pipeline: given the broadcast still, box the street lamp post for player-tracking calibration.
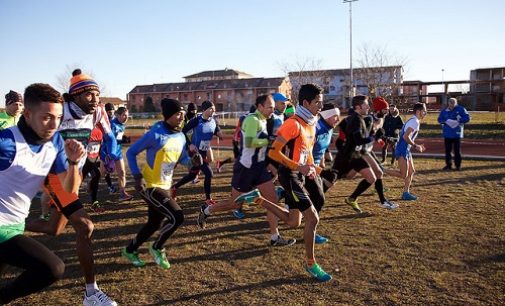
[343,0,358,107]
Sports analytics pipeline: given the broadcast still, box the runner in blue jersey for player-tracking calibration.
[0,83,85,304]
[99,106,133,201]
[265,93,290,178]
[122,98,193,269]
[171,100,223,205]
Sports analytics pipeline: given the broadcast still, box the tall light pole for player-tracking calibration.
[343,0,358,105]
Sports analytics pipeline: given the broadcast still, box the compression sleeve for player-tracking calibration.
[242,115,268,148]
[126,130,155,176]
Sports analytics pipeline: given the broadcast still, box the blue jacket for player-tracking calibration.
[437,105,470,139]
[313,118,334,165]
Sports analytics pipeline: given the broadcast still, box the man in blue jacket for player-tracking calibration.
[437,98,470,171]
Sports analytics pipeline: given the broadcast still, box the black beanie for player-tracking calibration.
[161,98,184,119]
[5,90,23,105]
[187,102,197,112]
[105,103,115,112]
[201,100,214,112]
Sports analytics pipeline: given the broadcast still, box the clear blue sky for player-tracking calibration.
[1,0,504,105]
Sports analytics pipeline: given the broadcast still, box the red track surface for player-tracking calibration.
[130,134,504,158]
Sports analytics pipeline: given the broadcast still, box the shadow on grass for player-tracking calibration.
[148,275,314,305]
[464,253,505,267]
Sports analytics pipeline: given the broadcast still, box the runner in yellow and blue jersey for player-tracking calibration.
[122,98,192,270]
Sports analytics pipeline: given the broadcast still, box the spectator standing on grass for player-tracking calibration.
[437,97,470,171]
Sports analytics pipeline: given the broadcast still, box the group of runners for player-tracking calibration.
[0,70,428,304]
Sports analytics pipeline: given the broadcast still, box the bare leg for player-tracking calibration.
[68,208,96,284]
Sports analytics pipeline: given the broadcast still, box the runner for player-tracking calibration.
[233,84,333,282]
[122,98,191,269]
[332,95,396,214]
[171,100,223,205]
[306,103,341,244]
[0,90,23,130]
[102,103,117,194]
[384,102,427,200]
[197,94,296,247]
[82,127,104,212]
[0,83,83,304]
[25,69,118,306]
[99,106,133,201]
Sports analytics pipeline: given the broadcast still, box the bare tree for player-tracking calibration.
[355,43,408,106]
[55,64,108,95]
[279,57,331,104]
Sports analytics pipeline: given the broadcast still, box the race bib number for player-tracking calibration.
[199,140,211,151]
[299,150,309,165]
[116,131,124,141]
[161,162,176,182]
[87,142,100,154]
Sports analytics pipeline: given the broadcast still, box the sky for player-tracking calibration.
[1,0,504,106]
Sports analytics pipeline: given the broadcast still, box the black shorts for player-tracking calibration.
[334,156,369,179]
[231,161,272,192]
[278,166,323,212]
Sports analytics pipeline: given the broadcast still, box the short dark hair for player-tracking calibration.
[352,95,368,109]
[24,83,63,110]
[298,84,323,104]
[255,94,271,107]
[115,106,127,115]
[413,102,426,113]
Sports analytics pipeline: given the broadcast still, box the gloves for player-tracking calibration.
[190,151,203,167]
[103,155,115,174]
[320,169,339,188]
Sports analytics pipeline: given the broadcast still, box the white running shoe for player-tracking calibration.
[379,200,398,210]
[83,289,117,306]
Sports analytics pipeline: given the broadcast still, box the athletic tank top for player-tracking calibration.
[0,127,57,225]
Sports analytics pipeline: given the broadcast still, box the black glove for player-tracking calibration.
[122,135,131,144]
[190,151,203,167]
[320,169,339,187]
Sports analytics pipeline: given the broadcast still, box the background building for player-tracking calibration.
[128,69,291,112]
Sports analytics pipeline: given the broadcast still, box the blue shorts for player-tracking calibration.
[395,148,412,160]
[231,161,272,192]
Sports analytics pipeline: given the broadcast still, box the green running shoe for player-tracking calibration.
[121,248,145,267]
[345,197,363,214]
[275,185,285,202]
[234,189,261,205]
[304,262,332,282]
[149,243,170,269]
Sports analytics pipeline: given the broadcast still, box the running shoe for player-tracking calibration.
[401,192,417,201]
[205,198,217,206]
[197,204,208,229]
[232,209,245,219]
[39,213,51,221]
[121,248,145,267]
[234,189,261,205]
[378,200,398,210]
[149,243,170,269]
[303,262,332,282]
[119,191,133,202]
[270,236,296,247]
[192,176,200,184]
[83,289,117,306]
[216,160,222,173]
[108,185,117,194]
[314,234,329,244]
[275,185,285,202]
[345,197,363,213]
[170,187,177,200]
[91,201,105,213]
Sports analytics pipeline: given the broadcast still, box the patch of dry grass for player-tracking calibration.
[2,156,504,305]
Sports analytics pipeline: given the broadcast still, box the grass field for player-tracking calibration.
[2,154,504,305]
[126,112,505,140]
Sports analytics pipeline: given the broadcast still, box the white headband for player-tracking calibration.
[320,107,340,119]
